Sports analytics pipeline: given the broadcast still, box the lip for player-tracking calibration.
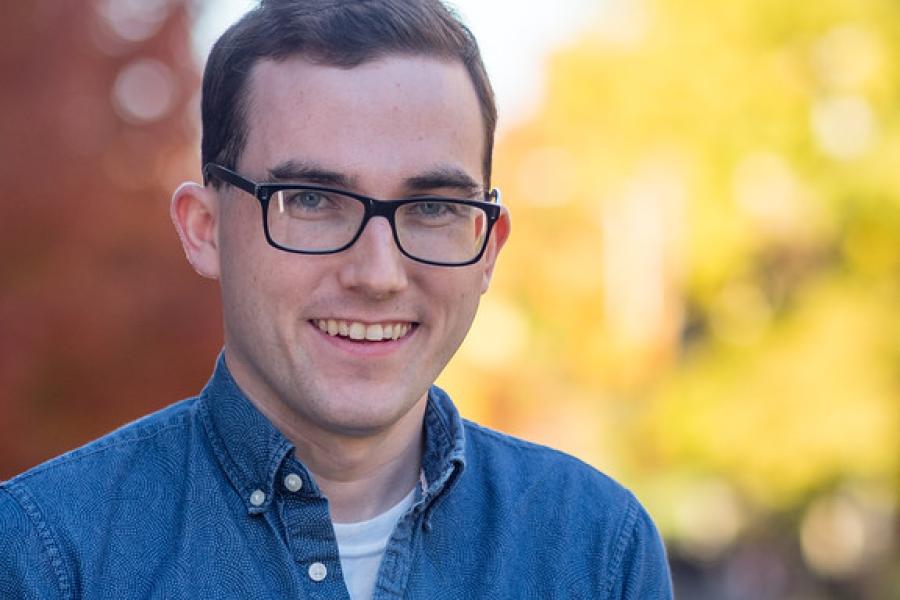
[308,320,418,358]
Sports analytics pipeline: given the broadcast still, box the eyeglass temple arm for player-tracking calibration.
[203,163,258,196]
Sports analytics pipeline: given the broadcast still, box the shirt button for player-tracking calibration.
[249,489,266,507]
[284,473,303,492]
[308,562,327,582]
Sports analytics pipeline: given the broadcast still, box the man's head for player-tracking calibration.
[172,0,509,442]
[202,0,497,191]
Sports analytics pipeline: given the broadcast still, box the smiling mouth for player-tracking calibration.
[312,319,415,342]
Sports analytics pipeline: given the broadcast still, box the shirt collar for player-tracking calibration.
[198,353,294,514]
[198,352,467,515]
[420,385,466,503]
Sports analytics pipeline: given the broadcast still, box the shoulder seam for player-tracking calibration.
[2,484,73,599]
[603,491,640,598]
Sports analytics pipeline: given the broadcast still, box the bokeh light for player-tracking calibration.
[112,59,177,124]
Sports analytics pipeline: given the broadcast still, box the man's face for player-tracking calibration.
[213,55,507,437]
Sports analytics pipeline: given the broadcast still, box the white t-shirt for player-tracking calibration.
[332,488,416,600]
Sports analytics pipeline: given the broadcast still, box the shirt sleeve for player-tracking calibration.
[0,486,69,600]
[612,497,674,600]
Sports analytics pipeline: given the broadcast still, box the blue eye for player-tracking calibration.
[272,189,360,224]
[289,191,328,210]
[415,202,450,217]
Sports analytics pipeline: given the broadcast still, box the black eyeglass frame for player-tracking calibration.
[204,163,503,267]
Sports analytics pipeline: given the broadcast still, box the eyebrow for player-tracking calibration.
[268,160,355,188]
[404,167,482,197]
[267,160,482,197]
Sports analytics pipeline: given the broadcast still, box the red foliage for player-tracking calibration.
[0,1,221,478]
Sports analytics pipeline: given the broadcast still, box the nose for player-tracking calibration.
[336,216,408,298]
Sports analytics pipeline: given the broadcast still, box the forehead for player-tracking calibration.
[238,55,484,187]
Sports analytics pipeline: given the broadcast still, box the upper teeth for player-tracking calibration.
[314,319,412,341]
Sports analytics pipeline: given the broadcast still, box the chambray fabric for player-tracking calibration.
[0,354,673,599]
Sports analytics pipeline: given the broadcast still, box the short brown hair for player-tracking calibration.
[201,0,497,189]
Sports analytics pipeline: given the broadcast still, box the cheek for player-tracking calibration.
[220,198,262,247]
[423,270,482,323]
[218,200,281,284]
[218,216,278,321]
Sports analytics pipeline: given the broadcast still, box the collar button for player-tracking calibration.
[284,473,304,492]
[249,489,266,507]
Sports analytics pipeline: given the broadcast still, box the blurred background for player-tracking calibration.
[2,0,899,597]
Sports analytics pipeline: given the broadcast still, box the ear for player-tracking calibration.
[480,206,511,294]
[170,182,221,279]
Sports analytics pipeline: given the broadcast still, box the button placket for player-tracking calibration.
[278,471,345,595]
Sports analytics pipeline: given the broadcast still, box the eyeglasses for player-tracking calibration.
[204,163,502,267]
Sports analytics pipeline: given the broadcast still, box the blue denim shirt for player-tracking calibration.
[1,355,672,599]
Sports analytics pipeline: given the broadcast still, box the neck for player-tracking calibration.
[305,424,423,523]
[250,391,426,524]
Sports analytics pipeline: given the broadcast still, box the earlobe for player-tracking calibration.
[170,182,221,279]
[480,206,511,294]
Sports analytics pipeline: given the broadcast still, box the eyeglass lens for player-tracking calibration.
[266,188,489,264]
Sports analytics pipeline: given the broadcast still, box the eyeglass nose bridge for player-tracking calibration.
[363,196,401,220]
[353,198,411,258]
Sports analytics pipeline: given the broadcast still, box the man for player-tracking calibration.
[1,0,672,598]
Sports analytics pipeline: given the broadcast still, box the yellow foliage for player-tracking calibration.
[440,0,900,532]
